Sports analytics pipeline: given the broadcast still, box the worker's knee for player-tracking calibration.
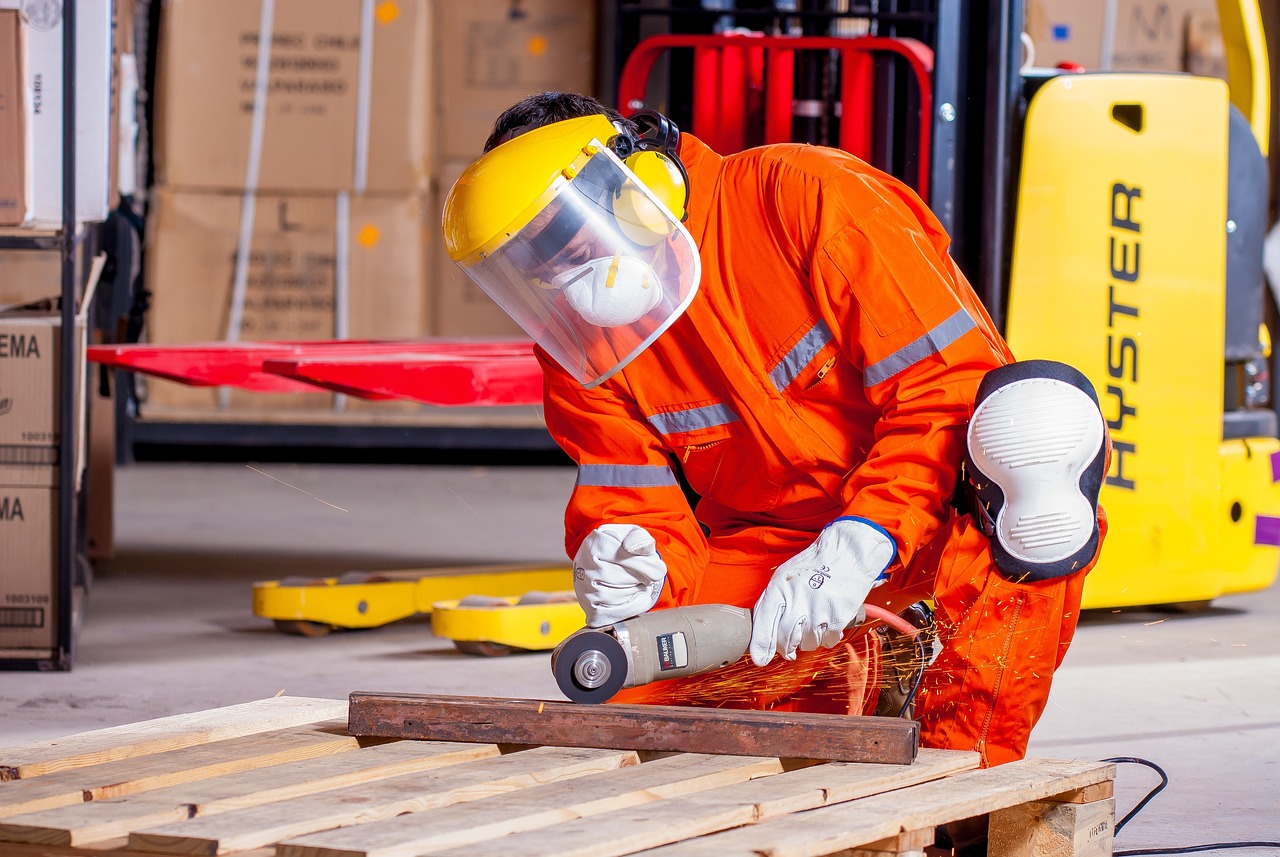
[961,360,1107,583]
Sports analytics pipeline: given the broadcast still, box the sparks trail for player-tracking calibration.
[244,465,349,512]
[445,485,485,521]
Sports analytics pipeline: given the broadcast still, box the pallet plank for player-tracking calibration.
[414,747,980,857]
[126,746,638,855]
[278,752,788,857]
[0,697,347,782]
[348,692,919,764]
[0,740,498,847]
[632,758,1116,857]
[0,721,357,819]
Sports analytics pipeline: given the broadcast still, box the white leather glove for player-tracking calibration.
[572,524,668,628]
[749,517,895,667]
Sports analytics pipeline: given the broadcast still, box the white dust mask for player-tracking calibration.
[556,253,663,327]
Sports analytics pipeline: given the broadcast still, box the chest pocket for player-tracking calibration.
[647,403,781,511]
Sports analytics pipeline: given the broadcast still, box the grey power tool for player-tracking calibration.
[551,604,754,704]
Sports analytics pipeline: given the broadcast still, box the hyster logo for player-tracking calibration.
[1106,182,1140,491]
[0,496,24,521]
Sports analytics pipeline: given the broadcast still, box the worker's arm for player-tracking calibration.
[540,350,710,614]
[811,189,1012,574]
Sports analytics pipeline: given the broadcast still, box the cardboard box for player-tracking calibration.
[430,160,527,338]
[144,186,431,410]
[435,0,598,161]
[0,481,57,651]
[0,10,25,226]
[155,0,432,194]
[0,308,88,487]
[0,0,113,227]
[0,255,100,487]
[0,249,61,307]
[1026,0,1222,75]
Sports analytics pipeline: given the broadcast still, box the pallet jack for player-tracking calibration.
[252,564,575,644]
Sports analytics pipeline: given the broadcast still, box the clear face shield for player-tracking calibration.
[459,144,700,388]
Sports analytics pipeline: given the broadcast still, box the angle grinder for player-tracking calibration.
[551,604,753,704]
[551,602,926,704]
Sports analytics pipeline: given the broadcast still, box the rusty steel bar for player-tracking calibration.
[347,692,919,765]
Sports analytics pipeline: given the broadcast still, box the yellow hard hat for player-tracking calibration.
[443,115,618,265]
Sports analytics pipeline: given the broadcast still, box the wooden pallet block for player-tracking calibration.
[0,696,1115,857]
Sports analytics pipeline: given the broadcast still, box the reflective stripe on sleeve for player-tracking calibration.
[646,403,740,435]
[769,320,834,392]
[864,309,977,387]
[576,463,680,488]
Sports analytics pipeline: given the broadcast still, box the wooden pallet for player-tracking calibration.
[0,696,1116,857]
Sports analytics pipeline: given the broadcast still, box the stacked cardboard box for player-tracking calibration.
[0,1,114,228]
[144,0,600,413]
[1025,0,1225,77]
[146,0,436,411]
[431,0,598,338]
[0,259,98,658]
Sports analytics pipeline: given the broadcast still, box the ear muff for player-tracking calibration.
[608,110,690,245]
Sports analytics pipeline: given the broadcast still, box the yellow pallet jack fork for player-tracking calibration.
[253,564,573,637]
[431,592,586,656]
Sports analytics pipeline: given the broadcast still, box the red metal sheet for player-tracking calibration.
[86,339,536,398]
[261,352,543,407]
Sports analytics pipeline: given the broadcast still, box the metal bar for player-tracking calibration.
[977,0,1023,332]
[127,420,560,452]
[54,0,77,671]
[927,0,962,234]
[763,47,794,144]
[347,692,920,765]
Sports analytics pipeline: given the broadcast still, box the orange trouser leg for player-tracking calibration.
[910,511,1105,767]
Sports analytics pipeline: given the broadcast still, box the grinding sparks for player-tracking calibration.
[245,465,349,512]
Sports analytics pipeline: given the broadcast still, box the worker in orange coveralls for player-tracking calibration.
[442,92,1110,769]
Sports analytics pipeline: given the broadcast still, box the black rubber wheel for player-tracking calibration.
[273,619,335,637]
[454,640,521,657]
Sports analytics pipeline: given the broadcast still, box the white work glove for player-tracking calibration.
[749,517,896,667]
[572,524,668,628]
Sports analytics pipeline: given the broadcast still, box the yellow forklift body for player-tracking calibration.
[1006,72,1279,608]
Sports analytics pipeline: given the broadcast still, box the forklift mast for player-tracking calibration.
[601,1,1025,330]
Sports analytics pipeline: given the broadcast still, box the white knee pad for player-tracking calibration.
[965,360,1106,582]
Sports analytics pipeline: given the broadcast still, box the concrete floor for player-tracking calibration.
[2,461,1278,854]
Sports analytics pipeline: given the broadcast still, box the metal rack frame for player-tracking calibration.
[0,2,82,670]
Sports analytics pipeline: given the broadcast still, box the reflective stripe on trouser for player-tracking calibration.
[606,509,1106,766]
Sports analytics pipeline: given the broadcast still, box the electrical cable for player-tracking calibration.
[897,632,927,719]
[1102,756,1169,833]
[1103,757,1280,856]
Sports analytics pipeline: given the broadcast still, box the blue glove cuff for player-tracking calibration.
[830,515,897,579]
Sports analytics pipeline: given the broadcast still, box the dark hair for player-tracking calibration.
[483,91,639,153]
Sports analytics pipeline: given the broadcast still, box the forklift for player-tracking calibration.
[590,0,1280,612]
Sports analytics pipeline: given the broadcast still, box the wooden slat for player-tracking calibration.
[126,746,638,856]
[632,758,1116,857]
[0,721,357,819]
[278,752,789,857]
[0,740,499,847]
[348,692,919,764]
[414,748,980,857]
[0,697,347,781]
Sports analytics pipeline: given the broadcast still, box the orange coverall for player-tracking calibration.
[540,134,1107,767]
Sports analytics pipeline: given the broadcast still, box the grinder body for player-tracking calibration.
[552,604,753,704]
